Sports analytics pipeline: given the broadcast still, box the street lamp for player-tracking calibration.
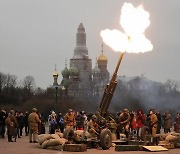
[53,69,59,113]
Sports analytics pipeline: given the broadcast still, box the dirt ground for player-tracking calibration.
[0,135,180,154]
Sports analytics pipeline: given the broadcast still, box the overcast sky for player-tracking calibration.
[0,0,179,89]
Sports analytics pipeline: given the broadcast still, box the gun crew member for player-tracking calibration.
[64,109,76,129]
[88,115,100,137]
[119,109,130,138]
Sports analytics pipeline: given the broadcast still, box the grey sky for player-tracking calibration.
[0,0,179,89]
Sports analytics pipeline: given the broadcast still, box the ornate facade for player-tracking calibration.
[61,23,109,97]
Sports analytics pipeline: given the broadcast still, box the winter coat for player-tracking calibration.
[28,112,40,132]
[64,113,76,127]
[5,115,17,136]
[137,114,146,128]
[164,113,172,129]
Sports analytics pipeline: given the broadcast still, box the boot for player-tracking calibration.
[33,134,38,143]
[152,137,158,145]
[29,133,32,143]
[8,135,13,142]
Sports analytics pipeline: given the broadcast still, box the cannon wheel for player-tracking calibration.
[63,128,74,140]
[99,128,112,150]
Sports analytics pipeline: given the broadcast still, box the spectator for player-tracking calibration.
[75,111,85,130]
[49,111,57,134]
[137,109,146,137]
[156,111,162,134]
[130,111,138,136]
[0,108,8,138]
[24,111,29,136]
[18,112,24,137]
[57,112,64,133]
[174,113,180,133]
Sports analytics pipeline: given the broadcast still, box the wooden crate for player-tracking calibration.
[63,144,87,152]
[115,145,139,151]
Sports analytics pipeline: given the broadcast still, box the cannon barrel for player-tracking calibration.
[99,52,124,117]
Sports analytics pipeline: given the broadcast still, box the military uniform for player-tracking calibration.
[88,119,100,137]
[5,111,17,142]
[28,108,40,143]
[64,110,76,129]
[150,113,158,137]
[118,109,130,138]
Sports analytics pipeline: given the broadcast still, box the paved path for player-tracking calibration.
[0,136,180,154]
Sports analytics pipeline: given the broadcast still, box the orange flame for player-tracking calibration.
[100,3,153,53]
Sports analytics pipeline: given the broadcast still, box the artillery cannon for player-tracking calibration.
[63,52,125,150]
[94,52,124,149]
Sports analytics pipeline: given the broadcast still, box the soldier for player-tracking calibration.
[164,111,172,133]
[87,115,100,137]
[5,110,17,142]
[64,109,76,130]
[149,109,158,145]
[28,108,41,143]
[119,109,130,138]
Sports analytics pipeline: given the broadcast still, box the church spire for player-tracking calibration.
[101,43,104,54]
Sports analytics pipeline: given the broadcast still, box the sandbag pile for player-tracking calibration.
[38,133,68,149]
[74,130,92,141]
[158,132,180,149]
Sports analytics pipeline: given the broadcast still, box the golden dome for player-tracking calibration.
[53,70,59,77]
[98,53,107,61]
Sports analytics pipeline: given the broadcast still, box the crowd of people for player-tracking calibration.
[0,108,45,142]
[0,107,180,144]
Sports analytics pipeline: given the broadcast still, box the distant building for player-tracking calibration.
[60,23,109,97]
[118,75,162,91]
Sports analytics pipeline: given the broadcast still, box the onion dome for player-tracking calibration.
[61,67,69,78]
[98,43,108,62]
[53,69,59,78]
[98,53,107,61]
[69,64,78,76]
[61,78,69,88]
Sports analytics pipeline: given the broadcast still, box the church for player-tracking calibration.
[59,23,110,97]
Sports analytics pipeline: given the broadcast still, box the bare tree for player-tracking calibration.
[0,72,6,93]
[164,79,179,93]
[22,75,36,92]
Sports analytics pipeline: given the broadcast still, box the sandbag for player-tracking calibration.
[74,130,91,139]
[46,138,67,147]
[50,134,60,139]
[165,135,179,143]
[57,138,68,145]
[38,134,52,145]
[55,132,64,138]
[170,132,180,137]
[42,140,49,149]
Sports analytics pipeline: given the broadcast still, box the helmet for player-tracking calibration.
[32,108,37,112]
[92,115,97,120]
[68,109,73,113]
[123,109,129,113]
